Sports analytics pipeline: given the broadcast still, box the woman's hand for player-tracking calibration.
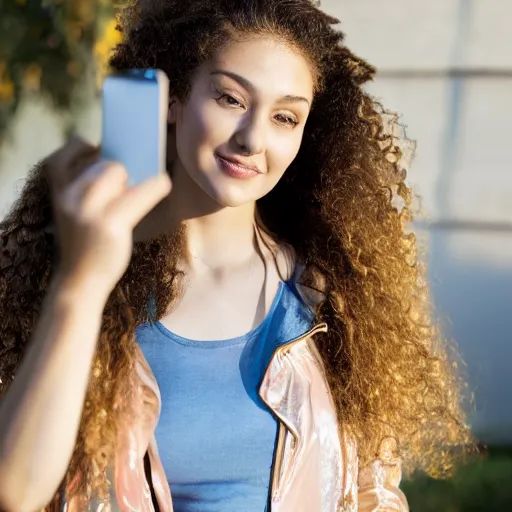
[0,136,172,511]
[44,136,172,296]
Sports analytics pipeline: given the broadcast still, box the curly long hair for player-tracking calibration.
[0,0,474,504]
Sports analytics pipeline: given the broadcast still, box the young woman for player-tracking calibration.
[0,0,473,511]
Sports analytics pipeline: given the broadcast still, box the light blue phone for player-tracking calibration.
[100,69,169,186]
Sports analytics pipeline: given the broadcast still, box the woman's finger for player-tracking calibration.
[44,136,99,195]
[107,173,172,229]
[64,161,129,214]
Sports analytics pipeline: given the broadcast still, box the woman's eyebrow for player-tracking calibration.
[210,70,310,106]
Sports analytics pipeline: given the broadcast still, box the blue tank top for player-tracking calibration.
[136,280,313,512]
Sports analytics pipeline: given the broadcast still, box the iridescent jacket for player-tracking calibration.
[49,281,409,512]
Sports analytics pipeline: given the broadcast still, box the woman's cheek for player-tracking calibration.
[200,101,237,143]
[270,132,302,172]
[187,100,212,141]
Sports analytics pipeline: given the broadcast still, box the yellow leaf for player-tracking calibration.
[23,63,42,91]
[0,79,14,103]
[67,61,82,78]
[0,63,14,102]
[94,17,123,87]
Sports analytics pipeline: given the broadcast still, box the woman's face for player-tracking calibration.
[170,35,315,208]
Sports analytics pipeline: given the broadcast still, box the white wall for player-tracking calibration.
[323,0,512,443]
[0,92,101,217]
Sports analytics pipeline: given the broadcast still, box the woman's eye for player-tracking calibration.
[216,93,244,108]
[274,113,299,127]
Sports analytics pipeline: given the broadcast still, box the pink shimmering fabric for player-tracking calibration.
[46,325,409,511]
[259,323,345,511]
[357,437,409,511]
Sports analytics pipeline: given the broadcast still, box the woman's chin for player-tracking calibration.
[207,189,256,208]
[184,165,264,209]
[202,179,261,209]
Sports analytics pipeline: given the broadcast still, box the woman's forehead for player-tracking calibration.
[203,36,315,101]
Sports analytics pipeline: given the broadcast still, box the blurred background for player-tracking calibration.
[1,0,511,510]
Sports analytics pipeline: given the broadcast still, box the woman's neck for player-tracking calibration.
[182,202,258,276]
[134,165,260,277]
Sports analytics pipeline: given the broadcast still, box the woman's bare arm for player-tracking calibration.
[0,274,108,512]
[0,137,171,512]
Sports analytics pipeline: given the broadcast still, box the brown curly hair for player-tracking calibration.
[0,0,474,505]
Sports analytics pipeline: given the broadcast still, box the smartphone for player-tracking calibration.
[100,69,169,186]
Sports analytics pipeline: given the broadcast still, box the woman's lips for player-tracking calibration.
[215,155,262,180]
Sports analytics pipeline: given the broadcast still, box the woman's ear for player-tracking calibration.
[168,97,178,124]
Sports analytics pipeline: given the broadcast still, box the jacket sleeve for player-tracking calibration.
[357,437,409,511]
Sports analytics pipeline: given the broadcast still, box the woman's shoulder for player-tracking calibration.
[255,225,296,282]
[260,236,326,312]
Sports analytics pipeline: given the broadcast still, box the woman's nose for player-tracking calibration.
[234,113,266,156]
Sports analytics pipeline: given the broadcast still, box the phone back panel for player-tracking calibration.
[101,70,169,186]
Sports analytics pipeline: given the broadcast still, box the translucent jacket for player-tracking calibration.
[48,283,409,512]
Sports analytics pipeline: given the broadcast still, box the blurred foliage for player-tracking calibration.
[403,446,512,511]
[0,0,122,142]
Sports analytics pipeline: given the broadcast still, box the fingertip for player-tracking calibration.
[146,172,171,190]
[108,161,128,174]
[159,174,172,195]
[160,172,172,186]
[99,160,128,176]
